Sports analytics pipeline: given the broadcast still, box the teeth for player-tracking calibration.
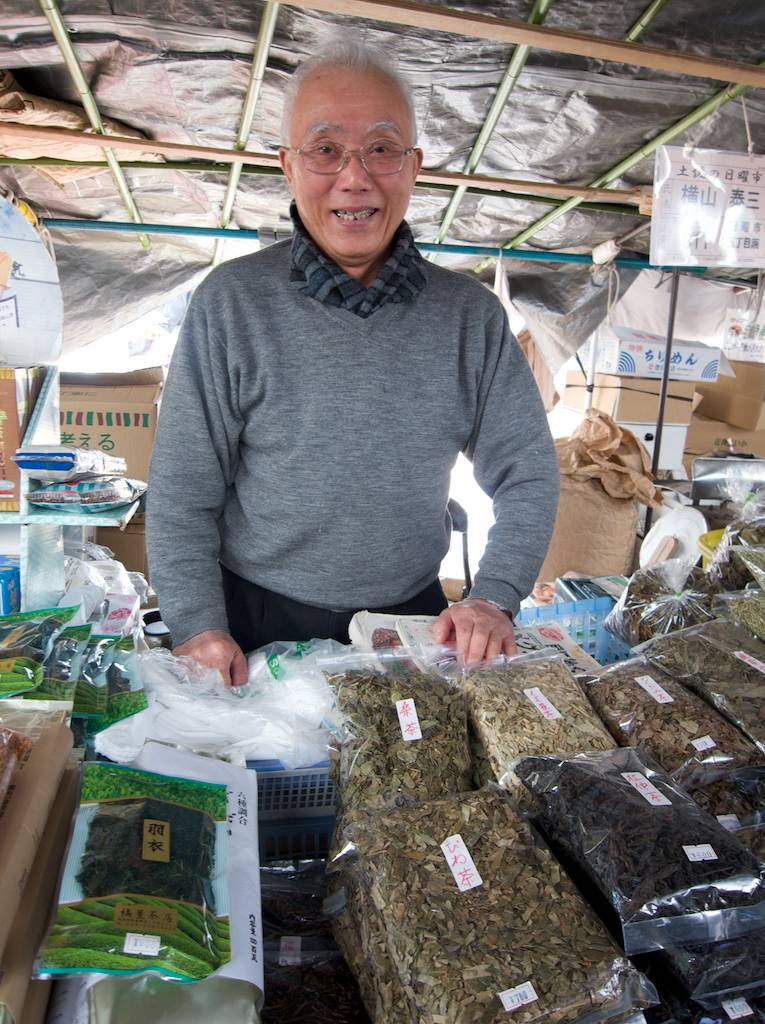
[335,208,375,221]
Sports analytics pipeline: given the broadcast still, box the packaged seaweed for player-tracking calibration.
[261,937,368,1024]
[715,589,765,643]
[27,477,146,512]
[584,657,761,783]
[639,620,765,754]
[260,860,331,940]
[604,561,717,647]
[515,748,765,954]
[464,654,614,798]
[343,788,657,1024]
[39,754,252,984]
[0,605,78,697]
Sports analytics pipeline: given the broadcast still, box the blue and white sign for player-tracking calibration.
[588,325,731,382]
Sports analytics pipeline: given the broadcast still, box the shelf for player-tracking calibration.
[0,500,140,529]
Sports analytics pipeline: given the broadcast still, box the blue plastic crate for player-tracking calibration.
[255,765,336,820]
[258,815,334,862]
[517,596,632,665]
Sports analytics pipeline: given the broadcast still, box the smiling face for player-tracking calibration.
[279,65,423,286]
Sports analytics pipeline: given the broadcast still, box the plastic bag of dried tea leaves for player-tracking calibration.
[584,657,761,784]
[656,926,765,1010]
[26,623,93,702]
[707,497,765,590]
[260,860,331,940]
[261,937,369,1024]
[0,605,79,697]
[729,547,765,593]
[515,747,765,955]
[463,653,614,797]
[680,764,765,830]
[638,620,765,754]
[69,634,119,719]
[39,759,238,983]
[715,589,765,643]
[604,560,718,647]
[322,651,471,843]
[344,788,657,1024]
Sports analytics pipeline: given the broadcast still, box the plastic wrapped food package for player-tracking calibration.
[464,654,614,799]
[27,623,93,701]
[261,937,368,1024]
[604,561,717,647]
[79,973,264,1024]
[0,605,78,696]
[584,657,762,783]
[26,477,146,512]
[260,860,331,940]
[657,927,765,1010]
[733,546,765,593]
[680,764,765,829]
[324,652,472,850]
[639,620,765,754]
[72,635,119,718]
[515,748,765,955]
[708,523,765,592]
[716,589,765,642]
[342,788,657,1024]
[14,444,127,481]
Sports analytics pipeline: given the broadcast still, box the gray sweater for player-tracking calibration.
[147,240,559,645]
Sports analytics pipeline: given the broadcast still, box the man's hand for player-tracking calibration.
[432,598,517,666]
[173,629,249,688]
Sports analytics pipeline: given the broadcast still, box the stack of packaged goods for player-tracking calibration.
[14,445,144,514]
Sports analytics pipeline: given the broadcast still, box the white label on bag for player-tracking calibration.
[441,834,483,892]
[683,843,718,862]
[395,698,422,741]
[634,674,674,703]
[622,772,672,806]
[279,936,302,966]
[717,813,742,830]
[691,735,717,751]
[523,687,561,721]
[123,933,161,957]
[723,998,754,1019]
[499,982,539,1012]
[734,650,765,675]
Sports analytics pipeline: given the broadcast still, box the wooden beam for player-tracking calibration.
[283,0,765,88]
[0,122,646,205]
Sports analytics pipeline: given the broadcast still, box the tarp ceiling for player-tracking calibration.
[0,0,764,358]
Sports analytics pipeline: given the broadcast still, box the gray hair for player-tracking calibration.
[280,38,417,146]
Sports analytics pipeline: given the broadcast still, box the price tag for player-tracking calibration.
[395,698,422,741]
[634,674,674,704]
[622,772,672,806]
[723,998,754,1019]
[683,844,718,862]
[523,687,561,721]
[691,735,717,752]
[441,833,483,893]
[734,650,765,675]
[717,814,741,831]
[499,982,538,1012]
[279,936,302,966]
[123,933,161,957]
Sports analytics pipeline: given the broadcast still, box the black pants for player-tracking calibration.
[221,565,447,653]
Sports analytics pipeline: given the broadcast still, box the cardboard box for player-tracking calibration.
[0,769,77,1024]
[0,722,73,962]
[682,413,765,476]
[695,359,765,431]
[60,368,163,483]
[583,325,730,382]
[96,513,149,580]
[0,366,46,512]
[563,372,696,425]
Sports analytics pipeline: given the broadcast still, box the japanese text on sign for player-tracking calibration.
[523,687,561,721]
[722,998,754,1020]
[142,819,170,863]
[396,698,423,741]
[499,982,538,1012]
[683,844,718,862]
[651,145,765,269]
[734,650,765,675]
[634,675,674,704]
[691,735,716,752]
[440,833,483,892]
[621,772,672,806]
[114,904,178,935]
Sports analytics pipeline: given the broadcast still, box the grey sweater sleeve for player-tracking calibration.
[466,304,560,616]
[146,284,242,646]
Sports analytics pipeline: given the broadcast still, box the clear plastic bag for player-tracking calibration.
[680,764,765,830]
[464,653,614,799]
[584,656,761,784]
[27,477,146,512]
[14,444,126,481]
[343,787,657,1024]
[260,860,331,941]
[515,747,765,955]
[27,623,93,702]
[0,605,79,696]
[658,927,765,1010]
[715,589,765,642]
[603,560,717,648]
[261,937,367,1024]
[706,481,765,591]
[86,974,264,1024]
[639,619,765,754]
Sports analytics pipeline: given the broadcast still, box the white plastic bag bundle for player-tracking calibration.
[94,640,343,768]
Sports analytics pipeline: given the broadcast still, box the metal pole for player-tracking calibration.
[644,266,681,535]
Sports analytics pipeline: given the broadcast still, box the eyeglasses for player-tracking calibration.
[287,140,415,175]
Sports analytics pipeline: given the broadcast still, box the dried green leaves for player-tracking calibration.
[604,563,717,647]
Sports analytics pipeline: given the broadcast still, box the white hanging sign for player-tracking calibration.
[651,145,765,269]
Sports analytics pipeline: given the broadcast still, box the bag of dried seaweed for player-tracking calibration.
[260,860,331,940]
[322,650,471,844]
[0,605,79,697]
[639,619,765,754]
[515,747,765,955]
[715,589,765,643]
[603,560,717,648]
[261,937,369,1024]
[343,787,657,1024]
[584,656,762,784]
[464,653,615,798]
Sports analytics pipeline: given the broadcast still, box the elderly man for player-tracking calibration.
[147,40,559,685]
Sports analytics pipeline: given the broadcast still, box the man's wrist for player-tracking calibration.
[466,596,514,620]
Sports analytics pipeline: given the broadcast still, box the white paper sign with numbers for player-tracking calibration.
[651,145,765,269]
